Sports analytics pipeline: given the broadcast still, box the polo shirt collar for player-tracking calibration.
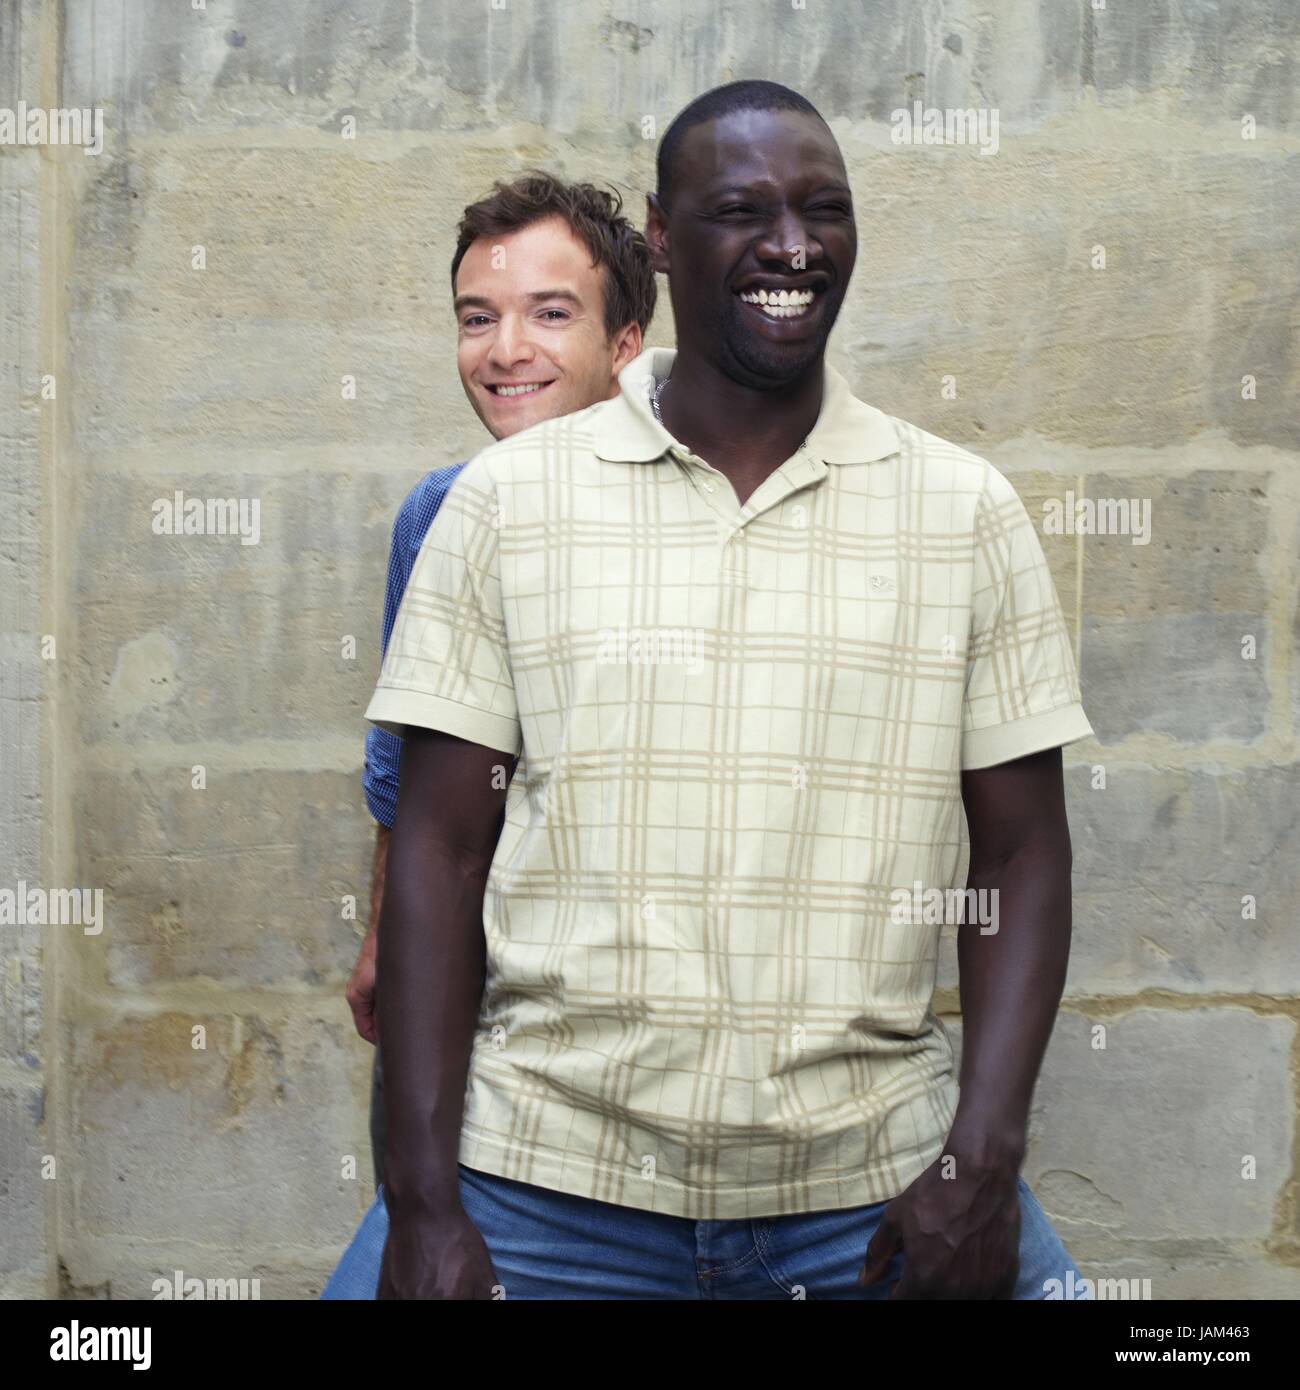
[594,345,900,466]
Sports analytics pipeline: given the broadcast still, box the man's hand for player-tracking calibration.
[346,926,378,1043]
[857,1152,1021,1299]
[379,1205,499,1300]
[347,824,390,1043]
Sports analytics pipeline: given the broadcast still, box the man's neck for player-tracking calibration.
[658,346,825,481]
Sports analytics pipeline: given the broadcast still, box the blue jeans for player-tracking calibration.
[321,1164,1092,1300]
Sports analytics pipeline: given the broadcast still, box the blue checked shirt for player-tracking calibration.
[363,462,468,826]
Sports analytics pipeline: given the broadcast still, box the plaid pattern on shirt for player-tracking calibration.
[366,346,1094,1219]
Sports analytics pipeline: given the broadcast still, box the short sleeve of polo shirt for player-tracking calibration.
[961,464,1094,770]
[364,467,521,757]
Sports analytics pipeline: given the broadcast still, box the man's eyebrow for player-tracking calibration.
[453,288,585,313]
[705,180,852,198]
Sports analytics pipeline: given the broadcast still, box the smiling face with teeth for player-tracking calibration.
[736,286,818,317]
[646,105,856,389]
[454,215,642,440]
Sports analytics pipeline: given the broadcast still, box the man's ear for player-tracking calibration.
[644,193,670,274]
[609,321,643,380]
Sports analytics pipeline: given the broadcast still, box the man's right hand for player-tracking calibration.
[346,926,378,1043]
[348,823,391,1043]
[378,1206,500,1299]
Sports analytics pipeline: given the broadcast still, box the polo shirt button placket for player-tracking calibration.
[671,448,719,507]
[722,523,747,585]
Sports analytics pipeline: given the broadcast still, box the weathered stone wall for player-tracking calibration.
[1,0,1296,1298]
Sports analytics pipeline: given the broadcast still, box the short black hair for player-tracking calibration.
[655,80,831,215]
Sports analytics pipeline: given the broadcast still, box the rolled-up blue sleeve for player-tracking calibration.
[362,466,464,825]
[363,726,404,827]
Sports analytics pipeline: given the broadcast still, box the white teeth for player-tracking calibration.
[493,382,549,397]
[737,287,817,317]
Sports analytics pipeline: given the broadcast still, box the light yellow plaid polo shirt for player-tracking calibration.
[366,344,1093,1219]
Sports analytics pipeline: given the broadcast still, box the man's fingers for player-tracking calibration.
[351,996,377,1043]
[346,946,378,1040]
[346,983,378,1042]
[858,1210,901,1286]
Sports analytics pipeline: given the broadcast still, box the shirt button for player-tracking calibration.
[702,482,716,494]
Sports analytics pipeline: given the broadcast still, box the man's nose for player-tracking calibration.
[489,314,535,367]
[757,208,822,268]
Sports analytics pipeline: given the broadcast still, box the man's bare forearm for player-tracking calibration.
[948,750,1074,1168]
[368,823,391,934]
[375,728,514,1218]
[378,842,489,1213]
[949,843,1072,1165]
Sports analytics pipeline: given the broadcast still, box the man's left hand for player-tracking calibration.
[857,1154,1021,1299]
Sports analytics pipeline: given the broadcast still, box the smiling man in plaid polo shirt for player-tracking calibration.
[326,80,1096,1301]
